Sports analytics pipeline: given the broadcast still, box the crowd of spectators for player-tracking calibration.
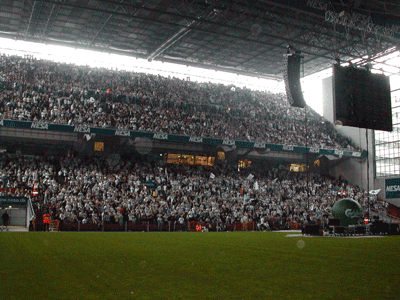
[0,54,357,150]
[0,153,386,230]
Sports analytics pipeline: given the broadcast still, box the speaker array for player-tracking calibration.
[284,54,306,108]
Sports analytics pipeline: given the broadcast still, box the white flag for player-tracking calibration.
[369,189,381,195]
[210,173,216,179]
[254,181,259,190]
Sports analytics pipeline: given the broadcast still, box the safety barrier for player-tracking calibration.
[57,221,258,232]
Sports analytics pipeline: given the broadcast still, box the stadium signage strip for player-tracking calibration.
[153,133,168,140]
[30,122,49,130]
[282,145,294,151]
[385,178,400,199]
[189,137,203,143]
[222,139,236,146]
[0,119,366,158]
[115,130,130,137]
[254,142,266,148]
[0,196,28,206]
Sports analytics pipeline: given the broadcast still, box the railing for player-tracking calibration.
[0,118,366,158]
[57,220,302,232]
[58,221,259,232]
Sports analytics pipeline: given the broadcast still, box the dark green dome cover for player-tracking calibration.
[332,198,363,227]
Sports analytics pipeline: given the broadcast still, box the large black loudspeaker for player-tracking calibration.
[284,54,306,108]
[333,64,392,131]
[388,223,400,235]
[302,224,320,235]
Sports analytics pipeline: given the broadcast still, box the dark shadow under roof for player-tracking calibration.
[0,0,399,79]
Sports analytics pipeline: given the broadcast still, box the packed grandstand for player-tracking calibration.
[0,54,357,149]
[0,153,388,231]
[0,53,388,231]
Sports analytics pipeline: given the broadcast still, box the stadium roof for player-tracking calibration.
[0,0,399,80]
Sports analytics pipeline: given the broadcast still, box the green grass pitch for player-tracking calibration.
[0,232,399,300]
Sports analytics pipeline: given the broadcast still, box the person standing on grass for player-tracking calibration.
[157,214,163,231]
[179,215,185,231]
[43,212,50,232]
[2,211,10,231]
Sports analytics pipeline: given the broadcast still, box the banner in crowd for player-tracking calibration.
[0,119,367,158]
[385,178,400,199]
[0,196,28,206]
[141,182,156,189]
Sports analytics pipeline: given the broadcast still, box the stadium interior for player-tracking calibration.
[0,0,399,235]
[2,1,400,299]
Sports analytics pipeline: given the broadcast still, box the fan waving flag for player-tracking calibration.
[369,189,381,195]
[254,181,259,190]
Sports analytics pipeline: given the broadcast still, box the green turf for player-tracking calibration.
[0,232,399,300]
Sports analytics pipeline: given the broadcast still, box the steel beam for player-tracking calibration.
[25,1,37,39]
[36,0,368,59]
